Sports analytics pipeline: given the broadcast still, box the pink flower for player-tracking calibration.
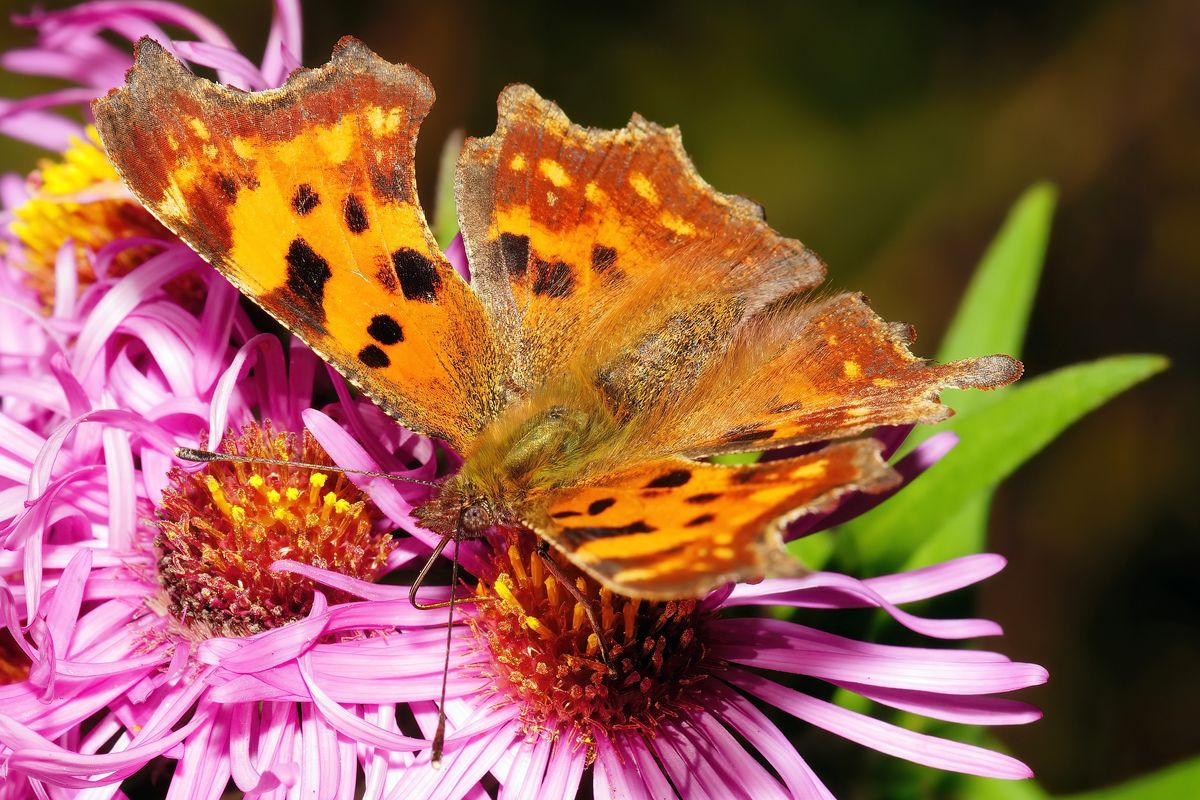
[283,494,1046,799]
[0,0,303,150]
[0,249,453,795]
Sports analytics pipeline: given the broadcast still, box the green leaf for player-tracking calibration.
[787,529,835,570]
[938,182,1056,367]
[432,129,465,249]
[709,451,762,466]
[890,184,1055,564]
[839,354,1168,573]
[1062,757,1200,800]
[958,776,1051,800]
[960,756,1200,800]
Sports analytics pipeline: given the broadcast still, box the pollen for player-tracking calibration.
[10,128,179,308]
[155,421,394,639]
[843,360,861,378]
[469,529,711,760]
[509,153,527,171]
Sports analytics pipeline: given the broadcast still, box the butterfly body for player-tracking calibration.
[94,37,1021,601]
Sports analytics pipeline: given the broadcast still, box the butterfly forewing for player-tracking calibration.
[456,84,824,400]
[93,38,504,450]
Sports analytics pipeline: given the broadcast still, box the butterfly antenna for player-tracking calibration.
[175,446,443,488]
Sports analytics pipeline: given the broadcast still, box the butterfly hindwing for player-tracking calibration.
[92,38,504,450]
[645,292,1023,458]
[525,440,894,599]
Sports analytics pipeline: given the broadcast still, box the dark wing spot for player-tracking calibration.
[375,261,398,293]
[370,163,410,202]
[723,427,775,444]
[532,259,574,297]
[591,244,618,273]
[367,314,404,345]
[770,400,805,415]
[343,194,368,233]
[214,172,238,202]
[572,521,656,540]
[685,513,716,527]
[499,232,530,279]
[551,510,582,519]
[686,492,721,504]
[291,184,320,215]
[644,469,692,489]
[391,248,441,302]
[587,497,616,516]
[285,238,331,313]
[357,345,391,369]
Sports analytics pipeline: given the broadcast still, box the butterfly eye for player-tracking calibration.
[461,502,493,537]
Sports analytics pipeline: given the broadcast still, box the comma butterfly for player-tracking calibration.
[93,37,1020,601]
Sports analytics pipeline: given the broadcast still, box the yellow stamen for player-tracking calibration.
[494,574,524,613]
[508,545,527,583]
[524,616,555,641]
[205,475,233,517]
[623,599,637,642]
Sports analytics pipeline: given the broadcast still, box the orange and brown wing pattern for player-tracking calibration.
[650,292,1022,458]
[456,84,824,394]
[92,38,504,449]
[526,440,894,599]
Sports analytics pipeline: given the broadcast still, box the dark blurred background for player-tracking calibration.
[1,0,1197,794]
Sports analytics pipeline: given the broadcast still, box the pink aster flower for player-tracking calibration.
[278,520,1044,797]
[0,246,459,795]
[0,0,302,150]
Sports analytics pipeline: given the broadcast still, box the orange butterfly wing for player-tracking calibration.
[653,292,1023,458]
[92,38,504,450]
[527,440,893,598]
[456,84,823,397]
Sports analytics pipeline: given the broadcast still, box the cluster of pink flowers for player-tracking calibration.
[0,3,1045,798]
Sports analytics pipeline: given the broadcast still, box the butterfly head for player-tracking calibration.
[459,500,495,538]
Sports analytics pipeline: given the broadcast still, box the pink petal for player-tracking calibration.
[724,669,1035,779]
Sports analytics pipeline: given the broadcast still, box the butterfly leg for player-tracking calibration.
[534,540,614,673]
[408,536,497,611]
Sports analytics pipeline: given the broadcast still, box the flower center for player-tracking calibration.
[0,628,30,685]
[10,128,191,308]
[155,422,394,638]
[470,530,711,753]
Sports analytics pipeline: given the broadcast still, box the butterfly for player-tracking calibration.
[93,37,1020,602]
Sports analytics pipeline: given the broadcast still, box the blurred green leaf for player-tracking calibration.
[960,776,1051,800]
[839,354,1168,573]
[902,184,1055,564]
[432,129,464,249]
[961,756,1200,800]
[787,529,835,570]
[937,183,1056,381]
[1063,757,1200,799]
[710,451,763,466]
